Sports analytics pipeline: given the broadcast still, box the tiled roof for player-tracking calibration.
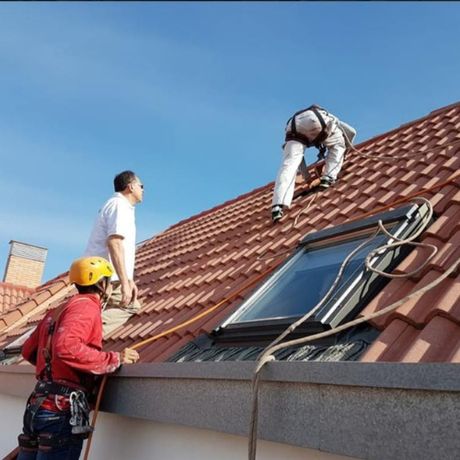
[1,101,459,363]
[0,282,34,315]
[0,274,70,337]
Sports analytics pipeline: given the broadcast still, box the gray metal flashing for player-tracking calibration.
[111,361,460,392]
[170,332,373,363]
[299,203,415,245]
[1,362,459,460]
[2,361,460,393]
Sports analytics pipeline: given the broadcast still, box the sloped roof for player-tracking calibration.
[0,282,34,315]
[0,274,70,336]
[1,101,459,363]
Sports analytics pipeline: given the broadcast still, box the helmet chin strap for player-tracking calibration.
[95,279,112,311]
[101,292,112,311]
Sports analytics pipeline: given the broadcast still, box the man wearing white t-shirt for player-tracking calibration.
[84,170,144,336]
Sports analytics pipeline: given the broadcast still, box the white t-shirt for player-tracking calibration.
[84,193,136,281]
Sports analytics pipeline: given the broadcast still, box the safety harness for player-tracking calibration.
[18,299,93,452]
[285,104,329,159]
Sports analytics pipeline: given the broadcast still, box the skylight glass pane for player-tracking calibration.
[234,234,387,323]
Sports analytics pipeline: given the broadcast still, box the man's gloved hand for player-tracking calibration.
[120,348,140,364]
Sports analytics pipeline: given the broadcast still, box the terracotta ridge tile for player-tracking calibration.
[165,183,272,232]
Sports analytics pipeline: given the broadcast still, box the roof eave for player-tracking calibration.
[2,362,459,459]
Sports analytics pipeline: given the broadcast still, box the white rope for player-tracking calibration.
[365,197,437,278]
[248,198,442,460]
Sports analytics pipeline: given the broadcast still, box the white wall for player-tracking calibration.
[0,393,25,454]
[0,393,355,460]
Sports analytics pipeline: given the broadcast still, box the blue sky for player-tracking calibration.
[1,2,459,282]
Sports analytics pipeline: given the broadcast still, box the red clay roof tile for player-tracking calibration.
[2,101,460,363]
[0,282,35,315]
[400,316,460,363]
[363,315,460,363]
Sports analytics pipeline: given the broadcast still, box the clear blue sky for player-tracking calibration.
[1,2,459,282]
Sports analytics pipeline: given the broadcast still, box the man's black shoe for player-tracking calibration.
[319,177,334,189]
[271,205,283,222]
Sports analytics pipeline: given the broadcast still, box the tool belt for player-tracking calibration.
[34,380,78,397]
[23,381,92,440]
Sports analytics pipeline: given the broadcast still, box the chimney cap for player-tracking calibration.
[8,240,48,263]
[8,240,48,251]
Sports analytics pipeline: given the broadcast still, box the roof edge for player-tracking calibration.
[113,361,460,392]
[355,100,460,150]
[153,100,460,239]
[1,362,459,460]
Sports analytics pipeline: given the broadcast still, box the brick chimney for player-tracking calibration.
[3,241,48,288]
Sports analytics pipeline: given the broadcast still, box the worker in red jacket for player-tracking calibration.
[16,256,139,460]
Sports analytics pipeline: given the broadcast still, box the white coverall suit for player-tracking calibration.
[272,107,356,208]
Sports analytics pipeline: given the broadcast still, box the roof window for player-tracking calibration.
[214,202,431,346]
[0,327,34,364]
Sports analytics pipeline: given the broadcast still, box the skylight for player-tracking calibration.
[231,234,388,323]
[215,202,431,345]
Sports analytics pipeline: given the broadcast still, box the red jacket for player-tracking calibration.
[22,293,120,392]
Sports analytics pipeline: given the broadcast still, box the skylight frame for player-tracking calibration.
[0,326,35,363]
[214,203,431,346]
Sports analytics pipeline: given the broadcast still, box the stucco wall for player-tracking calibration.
[0,393,24,454]
[2,362,459,459]
[0,393,353,460]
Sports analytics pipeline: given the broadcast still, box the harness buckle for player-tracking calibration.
[70,391,93,438]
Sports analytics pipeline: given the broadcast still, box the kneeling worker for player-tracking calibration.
[16,257,139,460]
[272,105,356,222]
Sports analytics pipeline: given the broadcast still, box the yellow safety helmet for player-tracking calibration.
[69,257,114,286]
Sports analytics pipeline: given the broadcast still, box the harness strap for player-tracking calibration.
[34,380,79,397]
[18,433,39,450]
[38,431,86,449]
[285,104,329,149]
[24,393,48,435]
[40,298,87,382]
[309,105,328,146]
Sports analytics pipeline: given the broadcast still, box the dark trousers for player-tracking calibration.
[17,408,83,460]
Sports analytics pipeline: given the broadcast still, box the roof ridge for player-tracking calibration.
[428,100,460,116]
[355,100,460,150]
[2,282,74,337]
[163,182,272,233]
[155,101,460,239]
[39,272,68,289]
[0,278,70,333]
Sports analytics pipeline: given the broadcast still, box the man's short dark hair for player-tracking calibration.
[75,284,101,294]
[114,170,137,192]
[75,276,110,294]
